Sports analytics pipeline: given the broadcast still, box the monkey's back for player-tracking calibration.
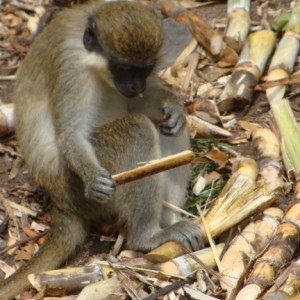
[13,6,95,186]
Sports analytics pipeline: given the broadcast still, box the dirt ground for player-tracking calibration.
[1,0,300,299]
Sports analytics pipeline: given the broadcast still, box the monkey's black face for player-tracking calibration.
[109,61,154,98]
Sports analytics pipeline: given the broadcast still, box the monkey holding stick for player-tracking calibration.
[0,1,202,299]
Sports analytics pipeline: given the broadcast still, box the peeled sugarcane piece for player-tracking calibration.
[252,128,283,193]
[224,0,251,53]
[56,245,224,300]
[156,0,224,57]
[160,6,238,65]
[0,103,14,136]
[295,181,300,199]
[235,203,300,300]
[218,30,276,114]
[155,244,224,276]
[176,10,223,57]
[265,4,300,179]
[145,157,275,263]
[203,157,257,236]
[28,265,104,292]
[178,10,239,64]
[77,276,123,300]
[112,150,195,185]
[186,115,232,138]
[220,207,284,297]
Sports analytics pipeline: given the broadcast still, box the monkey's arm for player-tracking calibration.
[129,78,186,136]
[51,80,116,203]
[60,133,116,202]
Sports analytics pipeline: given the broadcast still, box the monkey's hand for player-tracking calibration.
[160,105,186,136]
[85,168,116,203]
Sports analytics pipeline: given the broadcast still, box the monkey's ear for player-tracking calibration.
[83,17,102,53]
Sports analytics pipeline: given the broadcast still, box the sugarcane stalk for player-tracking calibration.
[220,207,284,297]
[218,30,276,114]
[265,4,300,179]
[252,128,284,193]
[155,243,224,276]
[235,203,300,300]
[264,258,300,299]
[145,157,275,263]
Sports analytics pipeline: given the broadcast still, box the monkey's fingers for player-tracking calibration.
[98,168,114,180]
[88,184,115,202]
[89,189,113,202]
[86,171,116,202]
[160,110,186,136]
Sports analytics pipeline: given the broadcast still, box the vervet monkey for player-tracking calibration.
[0,1,202,299]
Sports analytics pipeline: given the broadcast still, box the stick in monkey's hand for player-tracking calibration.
[112,150,195,185]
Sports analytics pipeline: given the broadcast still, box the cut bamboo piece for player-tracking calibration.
[235,203,300,300]
[145,157,275,263]
[112,150,195,185]
[220,207,283,297]
[224,0,251,53]
[218,30,276,114]
[265,4,300,179]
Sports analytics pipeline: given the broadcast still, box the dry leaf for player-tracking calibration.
[14,242,36,261]
[237,120,261,134]
[205,147,229,168]
[204,171,221,184]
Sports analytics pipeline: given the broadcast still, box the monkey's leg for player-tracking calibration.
[124,171,202,252]
[159,130,191,227]
[114,124,201,252]
[0,209,88,300]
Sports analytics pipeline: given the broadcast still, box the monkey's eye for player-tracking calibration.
[111,63,134,74]
[83,17,102,53]
[138,64,154,78]
[114,62,154,74]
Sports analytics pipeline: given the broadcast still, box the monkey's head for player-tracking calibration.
[83,1,163,98]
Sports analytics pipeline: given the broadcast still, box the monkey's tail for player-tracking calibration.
[0,209,88,300]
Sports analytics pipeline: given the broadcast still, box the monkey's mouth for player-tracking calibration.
[115,82,145,98]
